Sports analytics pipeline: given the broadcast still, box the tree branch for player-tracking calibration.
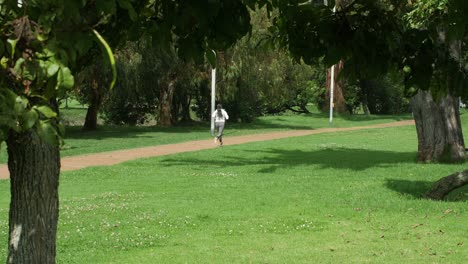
[425,169,468,200]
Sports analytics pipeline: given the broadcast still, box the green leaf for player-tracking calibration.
[23,62,37,81]
[92,29,116,89]
[35,105,57,118]
[1,89,17,108]
[118,0,138,21]
[13,58,25,74]
[96,0,117,15]
[21,109,39,130]
[14,96,28,115]
[206,49,217,68]
[1,57,8,69]
[37,120,59,145]
[57,123,65,137]
[46,61,60,77]
[57,66,74,89]
[6,38,18,58]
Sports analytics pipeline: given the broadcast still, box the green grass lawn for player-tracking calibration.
[0,108,412,164]
[0,123,466,263]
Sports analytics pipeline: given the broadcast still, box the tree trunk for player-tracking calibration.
[82,67,103,131]
[323,60,348,114]
[83,101,99,131]
[180,94,192,122]
[411,90,466,162]
[425,170,468,200]
[158,75,176,127]
[6,129,60,264]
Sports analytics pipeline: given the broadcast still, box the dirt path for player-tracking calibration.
[0,120,414,179]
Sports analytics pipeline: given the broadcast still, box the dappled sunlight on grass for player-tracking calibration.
[160,147,416,172]
[0,112,467,263]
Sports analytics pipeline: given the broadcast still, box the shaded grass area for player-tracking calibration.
[0,125,465,263]
[0,109,413,164]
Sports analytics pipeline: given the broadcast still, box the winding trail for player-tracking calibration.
[0,120,415,180]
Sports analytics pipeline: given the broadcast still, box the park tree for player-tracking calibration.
[403,0,468,197]
[0,0,263,262]
[269,0,468,198]
[211,7,320,121]
[403,0,467,163]
[100,40,160,126]
[271,0,467,161]
[75,57,112,130]
[0,1,141,262]
[322,0,350,114]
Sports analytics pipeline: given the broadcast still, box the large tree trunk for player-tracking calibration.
[6,129,60,264]
[158,75,176,127]
[425,170,468,200]
[323,60,348,114]
[411,90,466,162]
[82,67,104,131]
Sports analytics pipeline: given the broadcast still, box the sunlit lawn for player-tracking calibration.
[1,106,413,164]
[0,122,466,263]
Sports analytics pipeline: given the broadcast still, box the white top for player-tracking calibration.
[212,109,229,122]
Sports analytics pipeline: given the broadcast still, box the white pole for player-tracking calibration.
[329,64,335,126]
[210,67,216,136]
[329,5,336,127]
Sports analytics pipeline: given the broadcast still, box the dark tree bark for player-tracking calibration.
[158,74,176,127]
[425,170,468,200]
[82,67,105,131]
[359,79,371,115]
[411,90,466,162]
[171,90,190,124]
[179,94,192,123]
[6,129,60,264]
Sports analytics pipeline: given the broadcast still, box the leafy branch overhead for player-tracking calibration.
[268,0,468,98]
[2,0,467,146]
[0,0,266,145]
[0,0,139,145]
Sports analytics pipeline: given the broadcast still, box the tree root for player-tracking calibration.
[425,170,468,200]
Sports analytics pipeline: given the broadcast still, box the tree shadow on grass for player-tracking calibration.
[64,124,208,140]
[63,120,317,141]
[384,179,434,199]
[63,112,412,141]
[160,147,416,172]
[385,179,468,202]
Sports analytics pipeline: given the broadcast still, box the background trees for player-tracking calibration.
[1,0,467,262]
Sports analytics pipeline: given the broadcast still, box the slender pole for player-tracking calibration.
[328,4,336,127]
[329,64,335,126]
[210,67,216,136]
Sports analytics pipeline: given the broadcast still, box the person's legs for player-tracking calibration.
[214,123,220,144]
[217,122,225,144]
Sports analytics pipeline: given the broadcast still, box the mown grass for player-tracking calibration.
[0,107,412,164]
[0,124,466,263]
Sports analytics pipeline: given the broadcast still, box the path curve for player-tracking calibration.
[0,120,414,179]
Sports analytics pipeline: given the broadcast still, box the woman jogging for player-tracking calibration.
[212,104,229,146]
